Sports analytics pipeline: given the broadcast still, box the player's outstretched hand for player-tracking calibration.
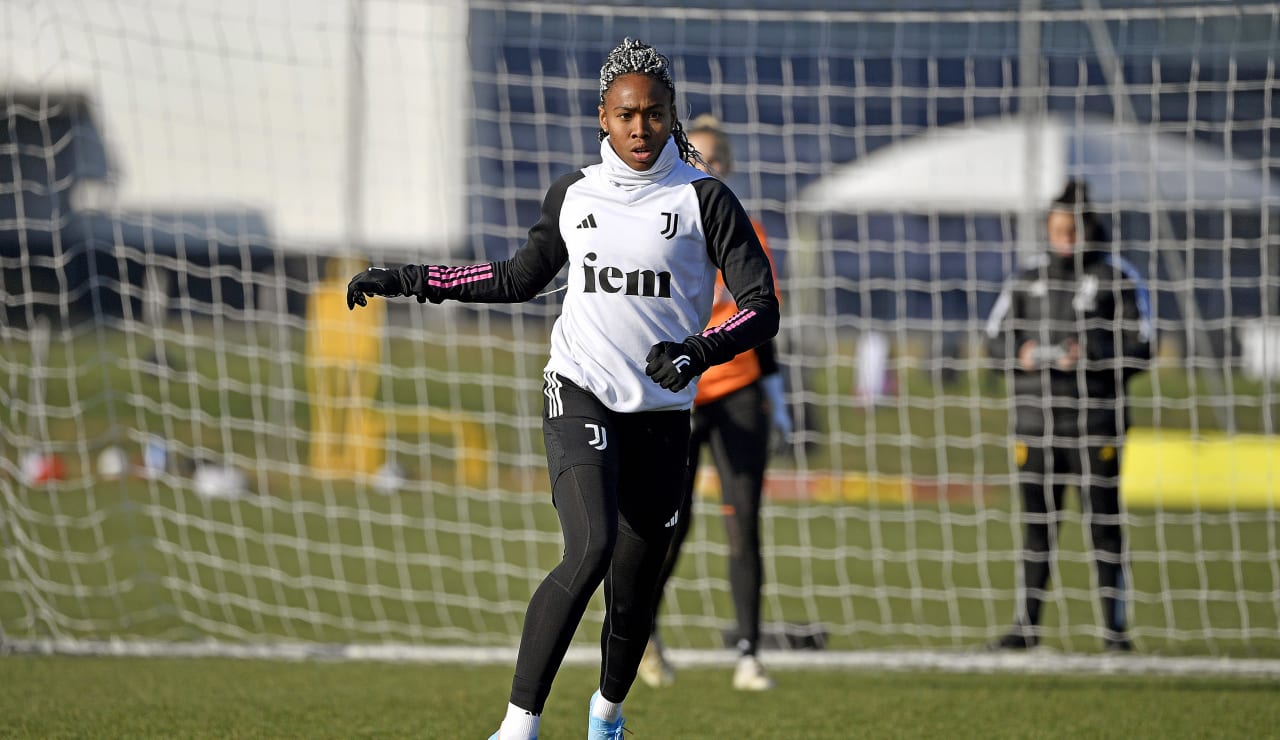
[645,341,707,392]
[347,267,403,310]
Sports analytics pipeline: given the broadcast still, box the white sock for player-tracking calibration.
[590,691,623,723]
[499,703,539,740]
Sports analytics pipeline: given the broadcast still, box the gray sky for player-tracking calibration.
[5,0,469,254]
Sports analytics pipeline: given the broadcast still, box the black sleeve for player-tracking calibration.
[754,337,780,376]
[983,280,1015,364]
[1116,279,1154,368]
[983,272,1032,368]
[1084,265,1154,374]
[683,178,780,367]
[393,172,582,304]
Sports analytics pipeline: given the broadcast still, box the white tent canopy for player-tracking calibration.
[786,113,1279,363]
[798,113,1277,214]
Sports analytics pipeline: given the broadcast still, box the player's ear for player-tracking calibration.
[598,105,607,133]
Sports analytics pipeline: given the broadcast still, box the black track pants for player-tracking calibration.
[508,374,690,713]
[1014,436,1128,635]
[654,381,769,654]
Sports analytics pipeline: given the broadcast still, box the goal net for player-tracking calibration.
[3,0,1279,673]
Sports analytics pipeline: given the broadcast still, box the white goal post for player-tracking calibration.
[3,0,1279,677]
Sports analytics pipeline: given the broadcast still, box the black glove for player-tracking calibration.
[645,341,707,392]
[347,267,403,310]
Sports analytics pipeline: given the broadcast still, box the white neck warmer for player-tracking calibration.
[598,135,680,193]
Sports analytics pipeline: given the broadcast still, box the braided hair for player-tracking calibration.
[597,38,698,166]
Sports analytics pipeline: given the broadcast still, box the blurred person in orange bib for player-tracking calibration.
[638,114,791,692]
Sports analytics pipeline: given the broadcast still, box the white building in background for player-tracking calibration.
[4,0,470,257]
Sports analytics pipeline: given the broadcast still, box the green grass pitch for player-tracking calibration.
[2,656,1279,739]
[3,319,1280,737]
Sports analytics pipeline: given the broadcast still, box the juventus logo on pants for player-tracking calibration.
[660,211,679,240]
[585,422,608,450]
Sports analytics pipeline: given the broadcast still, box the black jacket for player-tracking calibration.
[984,248,1153,438]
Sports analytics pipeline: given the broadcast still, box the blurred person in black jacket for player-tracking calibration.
[983,180,1153,652]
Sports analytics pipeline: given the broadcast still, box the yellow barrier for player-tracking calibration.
[1122,428,1280,508]
[307,277,388,477]
[383,407,491,487]
[305,272,490,487]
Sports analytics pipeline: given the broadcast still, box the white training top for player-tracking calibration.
[393,136,779,413]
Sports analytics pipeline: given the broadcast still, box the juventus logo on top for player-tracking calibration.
[1073,274,1099,312]
[660,211,679,240]
[672,355,692,372]
[584,423,608,450]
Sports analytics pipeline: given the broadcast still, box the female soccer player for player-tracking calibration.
[346,38,778,740]
[640,114,791,692]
